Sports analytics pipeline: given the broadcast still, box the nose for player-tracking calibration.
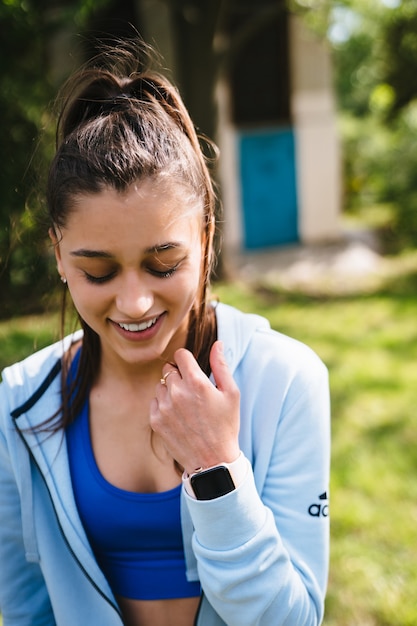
[115,271,154,318]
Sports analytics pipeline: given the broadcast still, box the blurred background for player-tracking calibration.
[1,1,416,624]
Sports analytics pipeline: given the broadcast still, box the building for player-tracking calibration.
[217,9,341,252]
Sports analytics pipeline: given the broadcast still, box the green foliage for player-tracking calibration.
[0,0,52,313]
[0,0,112,318]
[381,2,417,116]
[0,311,60,373]
[339,104,417,251]
[333,31,377,117]
[332,0,417,251]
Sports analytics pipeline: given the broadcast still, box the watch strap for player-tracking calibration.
[182,452,249,499]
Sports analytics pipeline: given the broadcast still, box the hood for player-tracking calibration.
[214,302,270,374]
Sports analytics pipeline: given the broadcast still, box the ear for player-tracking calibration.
[49,227,64,278]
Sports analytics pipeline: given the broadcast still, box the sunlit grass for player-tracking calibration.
[0,304,80,374]
[0,311,61,373]
[1,274,417,624]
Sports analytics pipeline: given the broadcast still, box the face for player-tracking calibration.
[51,180,204,373]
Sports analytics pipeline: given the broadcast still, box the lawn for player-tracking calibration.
[1,269,417,625]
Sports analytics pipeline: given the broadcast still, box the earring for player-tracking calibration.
[60,276,67,284]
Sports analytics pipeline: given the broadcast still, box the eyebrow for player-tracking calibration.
[70,242,185,258]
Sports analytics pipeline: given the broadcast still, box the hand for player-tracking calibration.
[150,341,241,475]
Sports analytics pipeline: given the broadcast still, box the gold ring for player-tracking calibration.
[160,370,177,385]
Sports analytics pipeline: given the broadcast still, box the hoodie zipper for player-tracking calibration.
[194,593,203,625]
[15,426,124,622]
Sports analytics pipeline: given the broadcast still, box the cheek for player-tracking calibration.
[67,282,110,317]
[166,267,202,309]
[171,274,200,303]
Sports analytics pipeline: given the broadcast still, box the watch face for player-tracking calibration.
[190,466,235,500]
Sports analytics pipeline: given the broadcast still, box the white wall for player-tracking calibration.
[289,15,341,243]
[216,79,243,253]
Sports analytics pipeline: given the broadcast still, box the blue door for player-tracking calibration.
[238,126,298,249]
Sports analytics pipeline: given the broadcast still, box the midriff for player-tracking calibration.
[118,596,200,626]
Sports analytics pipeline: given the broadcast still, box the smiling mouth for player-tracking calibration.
[117,316,159,332]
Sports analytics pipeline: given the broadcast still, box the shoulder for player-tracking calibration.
[252,323,326,376]
[215,301,327,381]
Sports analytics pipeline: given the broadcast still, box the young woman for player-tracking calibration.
[0,42,330,626]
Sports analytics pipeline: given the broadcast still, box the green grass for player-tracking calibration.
[0,312,61,373]
[1,268,417,624]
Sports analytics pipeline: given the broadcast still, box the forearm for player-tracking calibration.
[185,468,326,626]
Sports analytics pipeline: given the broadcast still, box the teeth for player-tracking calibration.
[118,317,158,332]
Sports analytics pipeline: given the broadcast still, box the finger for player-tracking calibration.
[160,368,180,387]
[172,348,206,382]
[209,340,236,392]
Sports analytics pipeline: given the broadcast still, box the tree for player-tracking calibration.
[328,0,417,249]
[380,1,417,117]
[0,1,49,316]
[0,0,111,317]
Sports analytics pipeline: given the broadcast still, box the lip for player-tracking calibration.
[110,312,166,342]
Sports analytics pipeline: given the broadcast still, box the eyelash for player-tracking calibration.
[149,265,179,278]
[84,265,179,284]
[84,272,116,284]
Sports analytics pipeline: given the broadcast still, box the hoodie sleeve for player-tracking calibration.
[0,384,56,626]
[184,328,330,626]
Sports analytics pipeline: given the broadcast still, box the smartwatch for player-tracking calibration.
[190,465,236,500]
[183,452,248,500]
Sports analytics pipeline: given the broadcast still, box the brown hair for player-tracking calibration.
[47,41,219,428]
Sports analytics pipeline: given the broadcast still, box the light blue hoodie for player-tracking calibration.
[0,303,330,625]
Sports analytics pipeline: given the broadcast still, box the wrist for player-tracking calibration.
[182,452,249,500]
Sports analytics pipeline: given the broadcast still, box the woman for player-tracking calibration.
[0,42,330,626]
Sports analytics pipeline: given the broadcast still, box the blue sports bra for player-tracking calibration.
[66,353,201,601]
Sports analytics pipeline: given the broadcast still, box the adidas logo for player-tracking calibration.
[308,492,329,518]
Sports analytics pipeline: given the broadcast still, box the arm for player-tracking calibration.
[151,340,330,625]
[186,357,329,626]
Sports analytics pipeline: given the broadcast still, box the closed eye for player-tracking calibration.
[84,271,116,284]
[148,265,179,278]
